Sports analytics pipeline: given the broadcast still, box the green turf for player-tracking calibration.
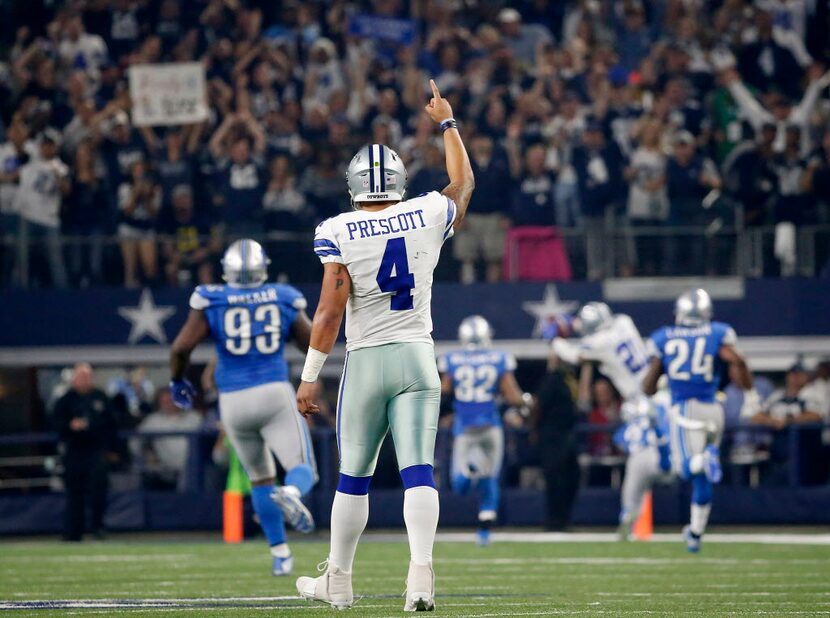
[1,536,829,616]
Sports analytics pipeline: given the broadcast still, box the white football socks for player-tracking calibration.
[403,486,439,566]
[328,491,368,573]
[690,503,711,537]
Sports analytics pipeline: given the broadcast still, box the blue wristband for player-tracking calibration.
[440,118,458,132]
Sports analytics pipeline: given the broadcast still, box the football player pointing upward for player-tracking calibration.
[295,80,474,611]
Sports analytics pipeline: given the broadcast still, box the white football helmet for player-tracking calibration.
[346,144,407,208]
[221,239,270,288]
[575,302,613,336]
[675,288,713,326]
[458,315,493,348]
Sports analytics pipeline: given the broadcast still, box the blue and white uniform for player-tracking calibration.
[190,283,317,483]
[648,321,734,479]
[438,349,516,478]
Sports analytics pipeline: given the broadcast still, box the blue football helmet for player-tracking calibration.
[674,288,713,326]
[221,239,270,288]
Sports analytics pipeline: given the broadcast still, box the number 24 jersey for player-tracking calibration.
[190,283,307,393]
[314,191,456,352]
[648,321,736,404]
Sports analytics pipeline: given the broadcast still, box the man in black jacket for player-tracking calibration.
[534,353,580,531]
[53,363,118,541]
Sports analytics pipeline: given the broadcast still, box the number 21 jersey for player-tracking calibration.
[314,191,456,351]
[190,283,307,392]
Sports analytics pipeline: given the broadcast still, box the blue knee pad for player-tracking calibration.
[250,485,286,547]
[400,464,435,490]
[285,464,316,496]
[691,474,712,506]
[337,473,372,496]
[452,473,472,495]
[476,476,500,513]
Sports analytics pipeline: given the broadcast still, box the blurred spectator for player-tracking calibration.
[53,362,117,541]
[585,377,622,457]
[665,131,722,275]
[136,390,202,490]
[209,113,267,236]
[724,367,775,428]
[497,8,553,68]
[453,135,510,284]
[747,363,828,430]
[14,129,70,288]
[58,13,108,75]
[572,120,624,280]
[65,139,109,287]
[512,143,556,227]
[723,123,779,230]
[299,147,347,219]
[625,120,668,275]
[263,155,311,232]
[150,126,201,210]
[117,160,160,287]
[0,119,35,284]
[160,185,218,287]
[107,365,156,428]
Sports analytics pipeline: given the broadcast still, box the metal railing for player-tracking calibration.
[1,423,826,494]
[1,222,829,287]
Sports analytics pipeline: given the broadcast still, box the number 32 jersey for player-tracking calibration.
[648,321,736,404]
[314,191,456,351]
[190,283,307,393]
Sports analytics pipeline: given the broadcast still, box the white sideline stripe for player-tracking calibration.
[423,532,830,545]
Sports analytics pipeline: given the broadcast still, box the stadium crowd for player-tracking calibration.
[1,0,830,288]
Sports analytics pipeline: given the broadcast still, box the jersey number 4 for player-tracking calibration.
[224,304,281,355]
[377,237,415,311]
[666,337,713,381]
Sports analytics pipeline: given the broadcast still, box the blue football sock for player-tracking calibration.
[476,476,500,513]
[284,464,315,496]
[451,473,472,495]
[250,485,286,547]
[691,474,713,506]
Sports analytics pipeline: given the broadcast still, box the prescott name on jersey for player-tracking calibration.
[438,349,516,436]
[190,283,307,393]
[648,321,736,404]
[313,190,456,352]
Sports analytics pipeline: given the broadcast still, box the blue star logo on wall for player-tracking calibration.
[522,284,579,337]
[117,289,176,344]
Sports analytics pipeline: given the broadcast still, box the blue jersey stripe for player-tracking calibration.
[378,145,386,191]
[445,197,456,230]
[367,145,375,192]
[313,239,339,249]
[315,249,342,257]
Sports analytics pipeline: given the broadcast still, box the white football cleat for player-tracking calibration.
[272,486,315,533]
[403,561,435,612]
[296,560,353,610]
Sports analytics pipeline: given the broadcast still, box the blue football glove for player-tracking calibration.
[170,379,196,409]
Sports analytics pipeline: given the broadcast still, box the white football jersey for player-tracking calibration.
[314,191,456,352]
[553,314,649,402]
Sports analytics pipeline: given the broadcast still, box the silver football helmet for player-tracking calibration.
[675,288,713,326]
[459,315,493,348]
[346,144,407,208]
[221,239,270,288]
[576,302,613,336]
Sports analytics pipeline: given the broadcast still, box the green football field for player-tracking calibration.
[1,532,829,617]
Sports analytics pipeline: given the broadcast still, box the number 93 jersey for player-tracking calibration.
[314,190,456,351]
[437,349,516,435]
[648,321,736,404]
[190,283,307,393]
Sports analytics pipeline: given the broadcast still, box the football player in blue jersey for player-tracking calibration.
[643,288,758,552]
[169,239,318,575]
[437,316,532,546]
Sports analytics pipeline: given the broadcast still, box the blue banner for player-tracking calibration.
[0,280,828,347]
[347,14,417,46]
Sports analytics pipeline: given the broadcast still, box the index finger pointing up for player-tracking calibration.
[430,79,441,99]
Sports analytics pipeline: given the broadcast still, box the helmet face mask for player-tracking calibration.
[221,239,271,288]
[458,315,493,348]
[675,288,713,326]
[346,144,407,209]
[575,302,612,336]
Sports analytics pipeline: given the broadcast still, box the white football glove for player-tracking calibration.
[740,388,762,419]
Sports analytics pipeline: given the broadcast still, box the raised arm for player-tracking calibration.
[296,263,352,416]
[723,71,772,130]
[424,79,475,230]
